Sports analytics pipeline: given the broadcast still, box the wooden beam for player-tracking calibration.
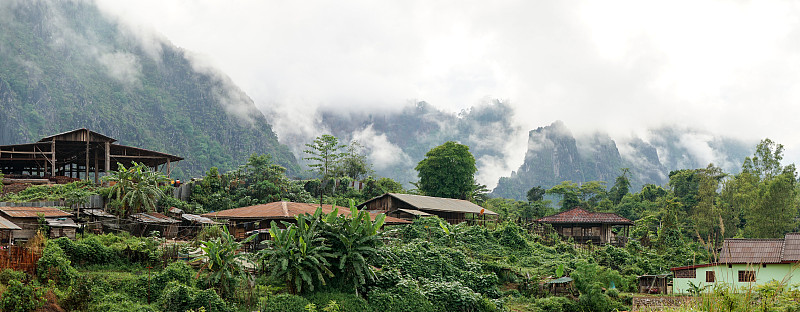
[109,155,176,160]
[0,150,55,155]
[105,141,110,178]
[51,140,56,177]
[85,139,89,180]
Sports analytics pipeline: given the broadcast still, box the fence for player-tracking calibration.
[0,246,42,274]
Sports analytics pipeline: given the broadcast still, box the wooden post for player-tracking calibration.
[85,139,89,180]
[51,140,56,177]
[104,142,111,179]
[94,148,99,184]
[166,159,171,177]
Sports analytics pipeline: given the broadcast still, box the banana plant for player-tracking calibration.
[192,226,256,298]
[260,215,333,294]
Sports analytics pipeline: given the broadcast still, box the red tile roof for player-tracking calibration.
[535,207,633,225]
[202,201,411,225]
[719,239,785,264]
[0,206,72,218]
[782,233,800,261]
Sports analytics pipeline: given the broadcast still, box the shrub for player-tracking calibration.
[368,279,435,312]
[0,269,28,284]
[88,293,156,312]
[159,281,229,312]
[304,292,371,312]
[37,242,78,286]
[0,279,45,312]
[260,294,310,312]
[422,280,497,312]
[148,261,195,294]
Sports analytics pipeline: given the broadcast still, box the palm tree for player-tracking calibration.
[102,162,169,216]
[193,226,256,298]
[260,215,333,294]
[324,201,389,295]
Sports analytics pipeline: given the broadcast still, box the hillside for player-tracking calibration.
[0,0,298,178]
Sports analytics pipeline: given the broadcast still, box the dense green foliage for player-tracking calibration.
[415,141,478,200]
[0,180,97,203]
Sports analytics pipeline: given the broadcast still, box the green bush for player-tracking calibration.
[0,269,28,285]
[159,281,229,312]
[368,280,436,312]
[533,296,580,312]
[260,294,310,312]
[37,242,78,286]
[305,292,371,312]
[147,261,195,295]
[88,293,156,312]
[422,280,498,312]
[0,279,45,312]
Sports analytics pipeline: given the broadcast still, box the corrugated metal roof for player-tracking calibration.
[83,209,116,218]
[201,201,411,225]
[181,214,220,225]
[397,208,433,216]
[382,193,498,215]
[719,239,784,264]
[130,212,179,224]
[0,215,21,230]
[535,208,633,225]
[0,206,72,218]
[783,233,800,261]
[46,218,79,228]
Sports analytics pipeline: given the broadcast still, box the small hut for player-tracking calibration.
[129,212,179,238]
[0,216,21,245]
[81,209,117,234]
[543,276,574,295]
[179,213,220,238]
[46,218,79,239]
[638,274,670,294]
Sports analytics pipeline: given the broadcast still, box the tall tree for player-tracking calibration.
[336,141,373,180]
[304,135,346,180]
[547,181,581,211]
[692,164,726,243]
[414,141,477,199]
[609,168,631,205]
[734,139,799,238]
[102,162,168,217]
[526,186,546,202]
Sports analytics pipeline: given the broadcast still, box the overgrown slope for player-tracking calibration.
[0,0,299,178]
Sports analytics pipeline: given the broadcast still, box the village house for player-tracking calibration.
[534,207,633,245]
[128,212,180,239]
[202,201,412,239]
[0,206,77,242]
[671,233,800,293]
[358,193,498,225]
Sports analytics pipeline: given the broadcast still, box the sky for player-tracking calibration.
[93,0,800,184]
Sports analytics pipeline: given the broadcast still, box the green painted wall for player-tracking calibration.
[673,263,800,293]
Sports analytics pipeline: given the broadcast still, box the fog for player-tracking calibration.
[93,0,800,185]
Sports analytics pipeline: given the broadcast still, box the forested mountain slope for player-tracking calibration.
[0,0,298,178]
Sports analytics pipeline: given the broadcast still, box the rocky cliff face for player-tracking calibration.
[492,121,751,200]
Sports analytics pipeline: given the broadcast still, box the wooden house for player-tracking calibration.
[0,206,75,243]
[202,201,411,239]
[81,209,117,234]
[358,193,498,224]
[0,215,21,245]
[179,213,220,238]
[534,208,633,245]
[129,212,179,238]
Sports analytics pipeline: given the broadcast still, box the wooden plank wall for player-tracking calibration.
[0,246,41,274]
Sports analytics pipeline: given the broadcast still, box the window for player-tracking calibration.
[675,268,696,278]
[738,270,755,282]
[706,271,715,283]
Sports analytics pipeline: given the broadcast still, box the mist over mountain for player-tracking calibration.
[313,100,755,199]
[492,121,754,200]
[0,0,298,178]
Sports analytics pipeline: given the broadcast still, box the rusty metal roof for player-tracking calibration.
[363,193,497,215]
[83,209,116,218]
[719,239,785,264]
[783,233,800,261]
[181,214,220,225]
[535,208,633,225]
[202,201,412,225]
[0,206,72,218]
[130,212,179,224]
[46,218,79,228]
[0,215,21,230]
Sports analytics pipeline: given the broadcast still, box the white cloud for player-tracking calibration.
[91,0,800,175]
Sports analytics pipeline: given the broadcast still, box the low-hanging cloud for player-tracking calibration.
[90,0,800,179]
